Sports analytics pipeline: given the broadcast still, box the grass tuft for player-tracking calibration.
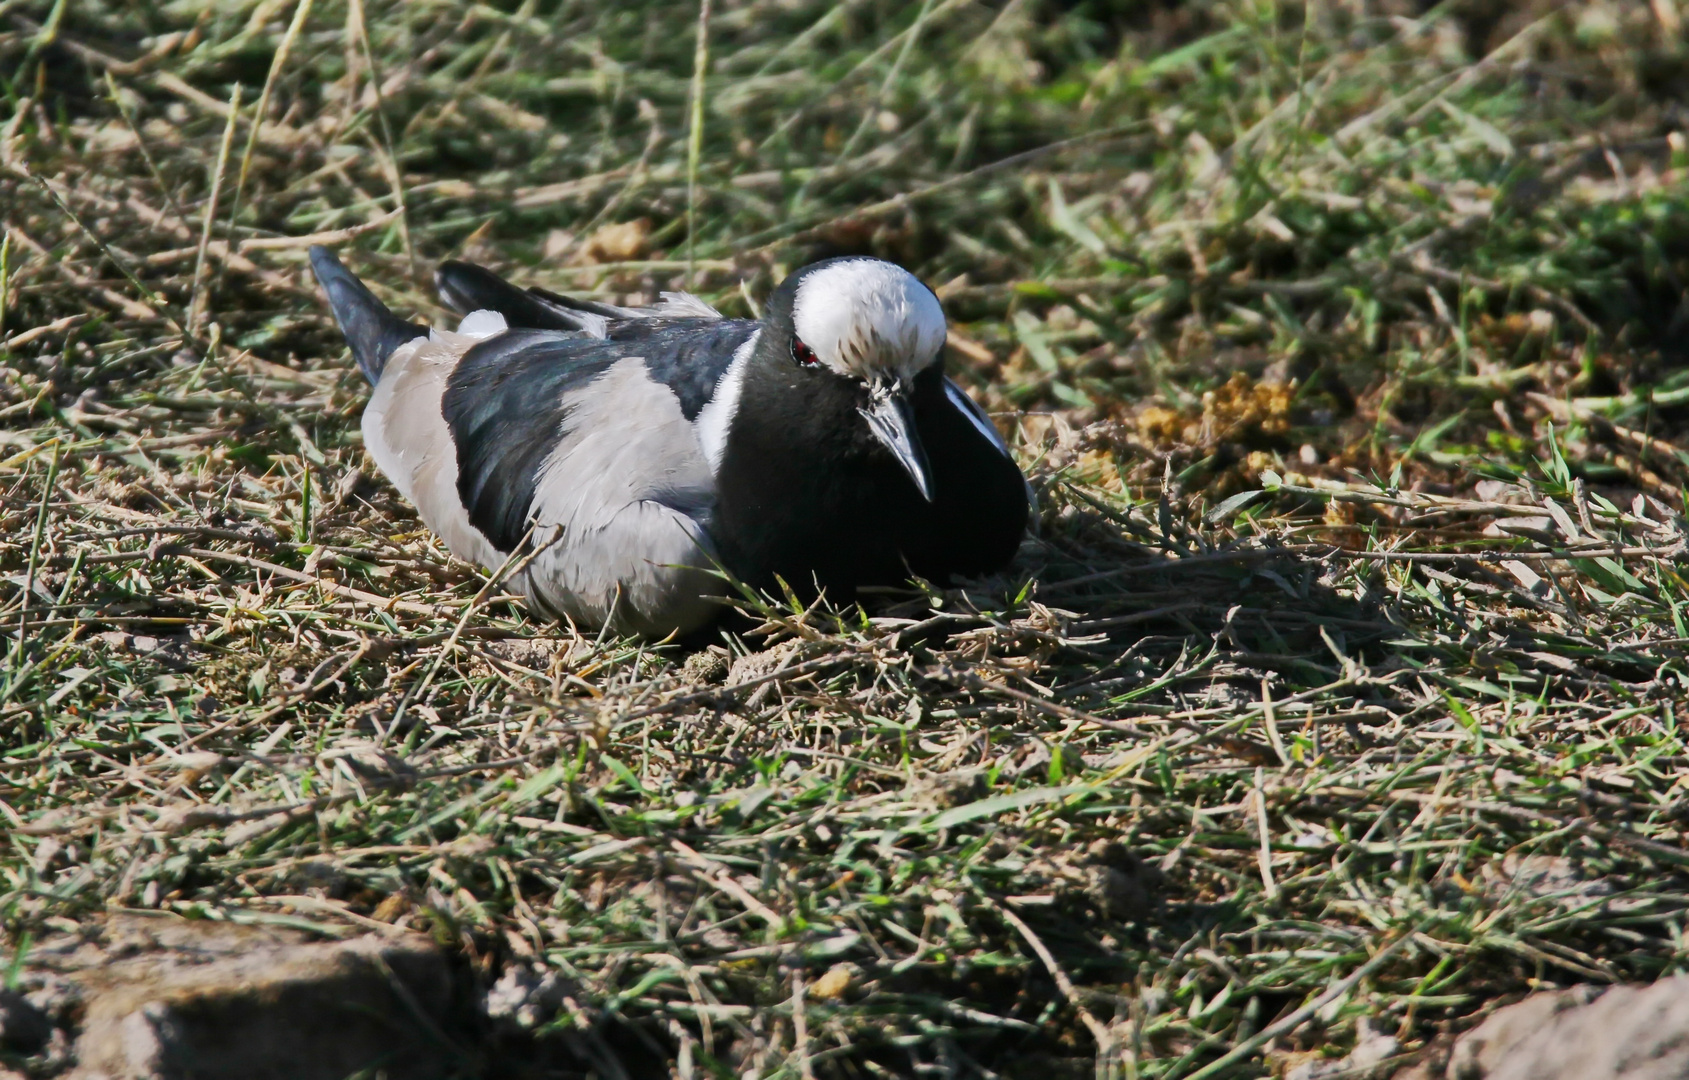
[3,0,1689,1076]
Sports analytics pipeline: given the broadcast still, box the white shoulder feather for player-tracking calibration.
[654,292,724,320]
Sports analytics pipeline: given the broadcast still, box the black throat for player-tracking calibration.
[710,347,1028,598]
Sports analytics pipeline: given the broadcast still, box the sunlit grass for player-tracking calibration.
[2,0,1689,1076]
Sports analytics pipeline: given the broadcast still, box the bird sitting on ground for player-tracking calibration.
[309,246,1030,637]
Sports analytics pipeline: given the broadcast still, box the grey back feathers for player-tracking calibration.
[441,330,618,552]
[516,358,722,635]
[436,319,755,555]
[375,321,746,634]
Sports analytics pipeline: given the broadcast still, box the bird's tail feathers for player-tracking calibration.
[309,245,426,384]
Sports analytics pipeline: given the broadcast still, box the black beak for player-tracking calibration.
[860,380,933,501]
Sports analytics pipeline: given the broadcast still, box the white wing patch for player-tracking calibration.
[655,292,724,319]
[945,378,1012,459]
[571,311,611,339]
[454,309,509,338]
[694,329,760,475]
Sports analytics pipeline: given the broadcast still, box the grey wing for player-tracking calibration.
[516,357,725,636]
[373,319,751,634]
[438,330,744,635]
[442,324,756,556]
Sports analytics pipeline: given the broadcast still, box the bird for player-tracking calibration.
[309,245,1030,637]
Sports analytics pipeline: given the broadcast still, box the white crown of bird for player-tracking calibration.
[790,259,947,383]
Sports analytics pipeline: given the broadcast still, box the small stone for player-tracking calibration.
[74,929,459,1080]
[484,964,570,1029]
[727,642,798,686]
[904,769,985,810]
[1081,841,1164,921]
[809,964,855,1001]
[484,638,557,670]
[1398,977,1689,1079]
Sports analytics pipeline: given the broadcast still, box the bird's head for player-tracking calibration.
[760,257,947,500]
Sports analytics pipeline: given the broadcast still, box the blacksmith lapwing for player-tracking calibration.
[309,247,1030,636]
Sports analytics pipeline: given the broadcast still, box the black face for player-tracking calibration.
[709,261,1029,598]
[743,320,929,446]
[754,329,937,409]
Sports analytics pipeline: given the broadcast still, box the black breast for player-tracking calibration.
[903,368,1029,580]
[711,363,1028,595]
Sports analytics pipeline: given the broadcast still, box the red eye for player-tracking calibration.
[791,337,820,368]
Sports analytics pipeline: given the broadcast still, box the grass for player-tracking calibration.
[3,0,1689,1076]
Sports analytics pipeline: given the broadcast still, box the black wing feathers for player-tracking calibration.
[442,332,616,552]
[434,259,757,549]
[636,322,756,420]
[435,259,729,340]
[435,261,606,335]
[439,321,755,551]
[525,283,644,322]
[309,246,426,384]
